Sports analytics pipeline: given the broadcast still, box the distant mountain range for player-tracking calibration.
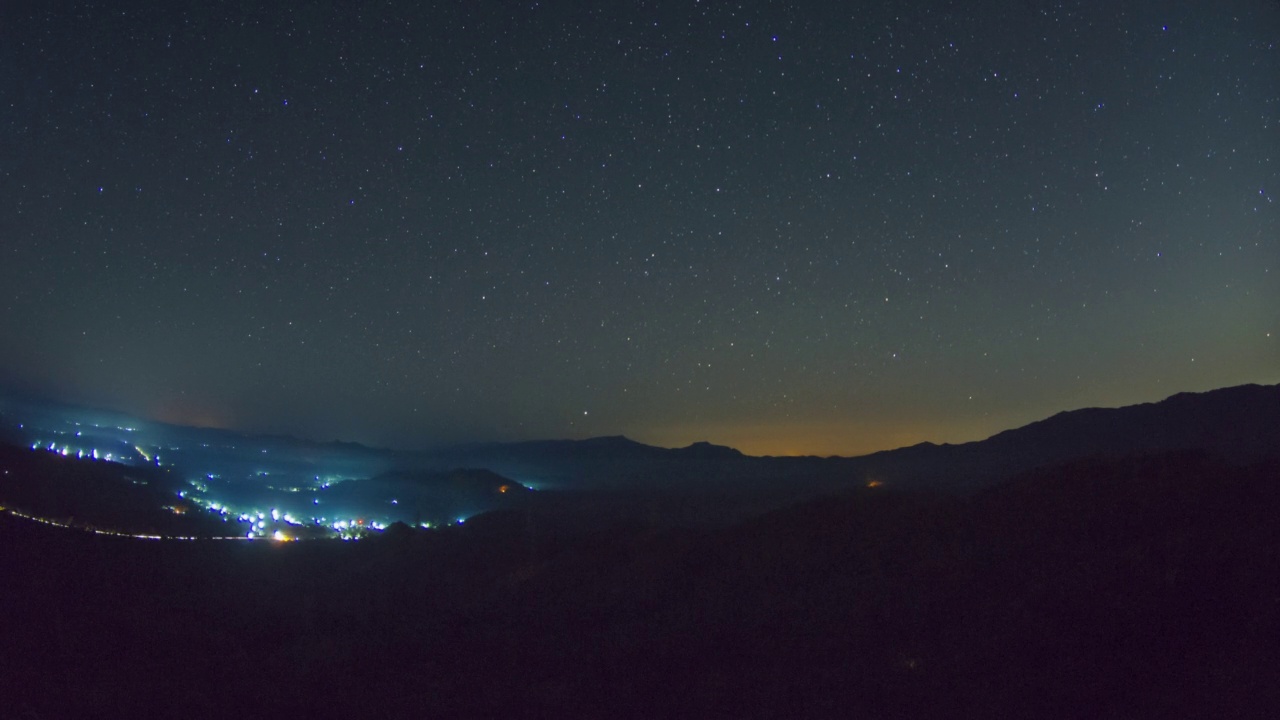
[419,383,1280,501]
[845,382,1279,491]
[6,386,1276,717]
[3,383,1276,515]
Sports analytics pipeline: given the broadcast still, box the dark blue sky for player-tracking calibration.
[2,0,1276,455]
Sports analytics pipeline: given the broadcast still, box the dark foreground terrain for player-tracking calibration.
[3,449,1279,718]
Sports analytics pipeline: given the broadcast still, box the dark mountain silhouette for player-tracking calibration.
[6,383,1274,507]
[669,440,745,460]
[420,383,1280,504]
[984,383,1278,462]
[3,383,1276,533]
[848,382,1280,492]
[440,434,665,464]
[2,382,1279,717]
[4,447,1279,717]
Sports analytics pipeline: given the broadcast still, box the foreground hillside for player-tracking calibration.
[3,449,1278,718]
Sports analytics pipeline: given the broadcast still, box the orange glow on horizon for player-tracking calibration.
[633,419,990,458]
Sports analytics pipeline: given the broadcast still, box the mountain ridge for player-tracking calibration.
[4,383,1276,503]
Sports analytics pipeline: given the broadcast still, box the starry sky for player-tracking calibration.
[2,0,1276,456]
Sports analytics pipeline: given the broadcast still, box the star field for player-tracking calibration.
[2,1,1276,455]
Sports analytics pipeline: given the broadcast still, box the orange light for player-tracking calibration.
[866,480,883,488]
[498,484,510,494]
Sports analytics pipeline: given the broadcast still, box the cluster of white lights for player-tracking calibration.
[19,436,442,543]
[31,441,118,463]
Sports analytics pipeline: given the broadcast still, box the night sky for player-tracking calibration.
[2,1,1276,456]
